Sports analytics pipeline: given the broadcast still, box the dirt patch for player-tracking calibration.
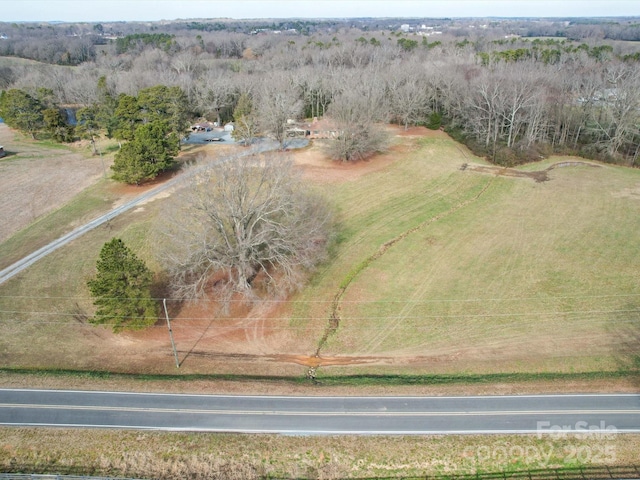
[97,132,622,387]
[294,126,436,183]
[143,128,440,371]
[2,124,628,395]
[271,353,383,368]
[612,184,640,199]
[463,160,601,183]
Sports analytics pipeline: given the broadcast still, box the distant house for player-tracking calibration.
[306,117,339,139]
[286,126,307,138]
[224,122,235,132]
[190,122,214,132]
[0,146,5,158]
[283,117,342,139]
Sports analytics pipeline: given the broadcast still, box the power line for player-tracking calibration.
[1,308,639,319]
[1,292,639,303]
[1,318,637,330]
[1,312,638,326]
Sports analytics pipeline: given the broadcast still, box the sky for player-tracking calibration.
[1,0,639,22]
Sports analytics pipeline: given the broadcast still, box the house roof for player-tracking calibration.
[306,117,337,131]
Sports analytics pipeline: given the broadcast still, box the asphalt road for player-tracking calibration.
[1,389,638,434]
[0,175,183,286]
[0,139,309,286]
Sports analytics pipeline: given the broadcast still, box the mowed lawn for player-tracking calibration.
[1,129,639,377]
[294,136,640,375]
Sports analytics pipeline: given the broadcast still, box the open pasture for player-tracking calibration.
[0,126,639,381]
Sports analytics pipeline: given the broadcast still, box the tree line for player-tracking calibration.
[1,20,639,166]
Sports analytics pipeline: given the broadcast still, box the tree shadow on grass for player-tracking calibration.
[151,277,235,367]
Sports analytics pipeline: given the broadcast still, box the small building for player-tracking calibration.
[224,122,235,132]
[0,146,5,158]
[190,121,214,132]
[306,117,339,139]
[286,126,307,138]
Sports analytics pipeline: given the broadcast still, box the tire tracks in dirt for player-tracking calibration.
[313,175,457,280]
[304,175,461,357]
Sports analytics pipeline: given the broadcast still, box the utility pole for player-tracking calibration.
[163,298,180,368]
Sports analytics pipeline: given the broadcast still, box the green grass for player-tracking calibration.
[293,140,640,374]
[0,195,163,370]
[1,366,635,386]
[1,132,639,379]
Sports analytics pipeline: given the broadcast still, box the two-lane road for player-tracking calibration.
[0,142,281,286]
[1,389,638,434]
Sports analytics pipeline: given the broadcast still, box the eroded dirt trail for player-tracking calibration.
[463,160,600,183]
[311,160,603,366]
[125,132,605,374]
[314,176,496,362]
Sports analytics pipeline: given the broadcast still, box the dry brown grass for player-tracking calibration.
[1,427,638,479]
[0,125,638,479]
[297,140,640,376]
[0,124,107,242]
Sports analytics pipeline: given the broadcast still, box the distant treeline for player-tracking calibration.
[115,33,176,54]
[1,17,640,165]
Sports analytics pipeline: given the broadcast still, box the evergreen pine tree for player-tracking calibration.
[111,121,178,184]
[87,238,158,332]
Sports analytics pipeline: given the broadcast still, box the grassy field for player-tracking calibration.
[1,127,639,479]
[0,124,109,246]
[0,128,639,380]
[294,136,640,376]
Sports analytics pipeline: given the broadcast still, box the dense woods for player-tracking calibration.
[1,16,640,165]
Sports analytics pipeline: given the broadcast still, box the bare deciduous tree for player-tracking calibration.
[325,74,391,161]
[589,63,640,158]
[256,74,302,149]
[193,74,236,126]
[157,153,334,303]
[387,69,429,130]
[5,19,640,165]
